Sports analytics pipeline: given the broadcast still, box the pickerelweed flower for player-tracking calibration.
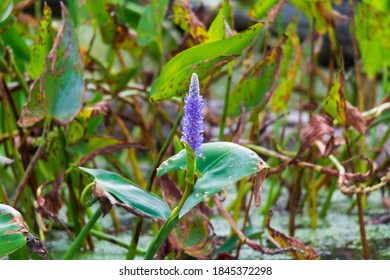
[181,73,204,156]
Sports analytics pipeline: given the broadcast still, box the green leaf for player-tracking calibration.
[150,22,265,102]
[28,3,53,79]
[157,142,268,218]
[137,0,169,48]
[0,26,30,62]
[0,0,13,23]
[78,167,171,220]
[0,204,29,258]
[270,21,300,112]
[356,3,390,79]
[248,0,278,20]
[18,3,84,127]
[324,67,346,125]
[228,35,286,116]
[206,0,233,42]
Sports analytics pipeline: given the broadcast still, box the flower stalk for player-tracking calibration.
[144,73,203,259]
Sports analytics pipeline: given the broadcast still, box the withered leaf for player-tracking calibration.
[160,175,216,259]
[253,169,267,207]
[173,0,208,43]
[345,101,366,134]
[266,211,320,260]
[299,115,334,155]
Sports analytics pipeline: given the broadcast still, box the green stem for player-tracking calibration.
[126,102,184,260]
[218,64,232,140]
[144,144,196,260]
[62,209,102,260]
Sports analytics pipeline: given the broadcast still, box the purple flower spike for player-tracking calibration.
[181,73,204,157]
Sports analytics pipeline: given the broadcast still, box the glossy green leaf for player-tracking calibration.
[28,3,53,79]
[0,204,29,258]
[150,22,265,102]
[324,67,346,125]
[157,142,268,218]
[0,0,13,23]
[228,35,286,116]
[78,167,171,220]
[18,4,83,127]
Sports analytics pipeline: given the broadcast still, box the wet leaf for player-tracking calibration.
[174,0,208,43]
[161,175,215,259]
[157,142,268,218]
[324,67,346,126]
[18,3,84,127]
[78,167,171,220]
[266,211,319,260]
[0,204,29,258]
[228,35,286,116]
[28,3,53,79]
[150,22,265,102]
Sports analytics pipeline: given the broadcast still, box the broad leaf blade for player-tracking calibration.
[157,142,268,218]
[78,167,171,220]
[150,22,265,102]
[28,3,53,79]
[0,204,29,258]
[228,35,286,116]
[18,3,84,127]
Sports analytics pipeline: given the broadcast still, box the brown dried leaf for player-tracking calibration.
[160,175,216,259]
[266,211,320,260]
[254,169,267,207]
[173,0,208,43]
[299,115,334,155]
[92,184,149,218]
[345,102,366,134]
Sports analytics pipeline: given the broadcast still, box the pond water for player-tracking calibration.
[44,181,389,260]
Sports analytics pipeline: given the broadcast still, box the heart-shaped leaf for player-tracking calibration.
[150,22,265,102]
[157,142,268,218]
[18,3,83,127]
[0,204,29,258]
[78,167,171,221]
